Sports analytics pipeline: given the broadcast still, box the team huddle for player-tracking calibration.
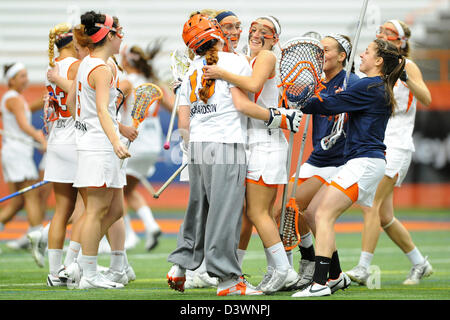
[0,7,433,297]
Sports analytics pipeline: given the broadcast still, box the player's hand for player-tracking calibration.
[113,141,131,160]
[202,65,224,80]
[47,64,60,84]
[119,124,139,142]
[171,78,182,94]
[266,107,302,133]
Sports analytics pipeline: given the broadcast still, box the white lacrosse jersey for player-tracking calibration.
[179,51,251,144]
[383,59,417,152]
[0,89,34,157]
[247,55,286,145]
[75,55,119,151]
[45,56,79,145]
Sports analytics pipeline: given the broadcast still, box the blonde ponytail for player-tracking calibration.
[48,23,72,67]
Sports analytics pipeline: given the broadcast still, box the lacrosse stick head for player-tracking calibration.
[130,83,163,128]
[170,48,191,81]
[278,37,325,109]
[280,198,301,251]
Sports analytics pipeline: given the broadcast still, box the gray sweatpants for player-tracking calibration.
[167,142,247,281]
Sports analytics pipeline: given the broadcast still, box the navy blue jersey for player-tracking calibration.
[307,70,360,167]
[302,76,391,162]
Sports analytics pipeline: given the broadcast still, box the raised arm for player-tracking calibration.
[403,61,432,107]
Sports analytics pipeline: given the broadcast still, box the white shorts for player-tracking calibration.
[246,141,288,185]
[125,151,159,179]
[293,162,342,184]
[385,147,412,187]
[331,157,386,207]
[44,144,78,183]
[73,150,126,188]
[1,151,38,183]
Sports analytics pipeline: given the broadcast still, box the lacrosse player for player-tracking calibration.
[347,20,433,286]
[290,39,406,297]
[0,62,47,251]
[166,13,301,296]
[203,15,299,294]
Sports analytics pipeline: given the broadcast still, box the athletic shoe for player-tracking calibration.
[345,265,370,285]
[78,273,124,289]
[145,229,162,251]
[6,235,30,250]
[96,264,109,273]
[101,268,129,285]
[64,261,82,289]
[291,282,331,297]
[403,257,433,285]
[125,263,136,282]
[260,268,288,294]
[293,259,315,290]
[327,272,351,294]
[217,276,263,296]
[283,267,300,290]
[257,266,274,290]
[125,231,140,251]
[195,271,219,288]
[27,229,46,268]
[47,274,67,287]
[167,264,186,292]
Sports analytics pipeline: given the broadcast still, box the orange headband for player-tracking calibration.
[90,14,113,43]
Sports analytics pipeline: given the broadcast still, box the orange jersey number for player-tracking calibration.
[189,69,216,103]
[76,81,82,117]
[46,85,71,118]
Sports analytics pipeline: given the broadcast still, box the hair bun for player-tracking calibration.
[80,11,97,30]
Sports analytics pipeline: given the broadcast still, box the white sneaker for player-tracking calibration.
[194,271,219,288]
[78,273,124,289]
[6,235,30,250]
[294,259,315,290]
[47,274,67,287]
[125,263,136,282]
[217,276,263,296]
[167,264,186,292]
[327,272,351,294]
[145,229,162,251]
[260,268,288,294]
[101,268,129,285]
[346,265,369,285]
[96,264,109,273]
[64,261,82,289]
[291,282,331,297]
[257,266,274,290]
[27,229,46,268]
[403,257,433,285]
[283,267,300,290]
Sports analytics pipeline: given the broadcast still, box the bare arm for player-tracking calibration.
[67,79,77,120]
[230,87,270,120]
[404,61,432,107]
[203,50,276,93]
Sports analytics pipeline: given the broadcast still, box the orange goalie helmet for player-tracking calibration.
[182,13,225,52]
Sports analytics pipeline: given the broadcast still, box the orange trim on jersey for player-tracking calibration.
[87,64,108,90]
[330,181,358,203]
[406,91,414,113]
[246,177,279,188]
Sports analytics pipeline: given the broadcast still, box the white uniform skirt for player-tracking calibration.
[294,162,342,184]
[246,140,288,185]
[331,157,386,207]
[73,150,126,188]
[385,147,412,187]
[44,144,78,183]
[1,150,38,183]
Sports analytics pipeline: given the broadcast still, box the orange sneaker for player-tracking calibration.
[217,276,263,296]
[167,264,186,292]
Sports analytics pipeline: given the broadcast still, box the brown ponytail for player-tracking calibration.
[198,46,219,103]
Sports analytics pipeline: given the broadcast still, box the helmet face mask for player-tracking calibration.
[182,14,227,52]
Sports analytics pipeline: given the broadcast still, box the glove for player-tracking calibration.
[171,78,182,94]
[400,69,408,82]
[266,108,302,133]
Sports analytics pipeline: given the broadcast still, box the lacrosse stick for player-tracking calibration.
[277,36,325,250]
[153,163,187,199]
[320,0,369,150]
[0,180,50,203]
[163,48,191,150]
[0,129,44,151]
[120,83,163,168]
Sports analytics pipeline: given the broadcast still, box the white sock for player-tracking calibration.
[406,247,425,266]
[28,225,43,233]
[300,232,313,248]
[64,241,81,266]
[266,242,290,271]
[358,251,374,270]
[136,206,160,233]
[41,223,50,243]
[48,249,63,276]
[79,254,97,279]
[237,249,246,268]
[286,249,294,267]
[123,250,130,267]
[110,251,125,272]
[264,248,275,269]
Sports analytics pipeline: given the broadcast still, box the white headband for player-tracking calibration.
[260,16,281,35]
[326,34,352,60]
[5,63,25,81]
[388,20,407,49]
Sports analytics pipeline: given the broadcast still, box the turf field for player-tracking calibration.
[0,208,449,304]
